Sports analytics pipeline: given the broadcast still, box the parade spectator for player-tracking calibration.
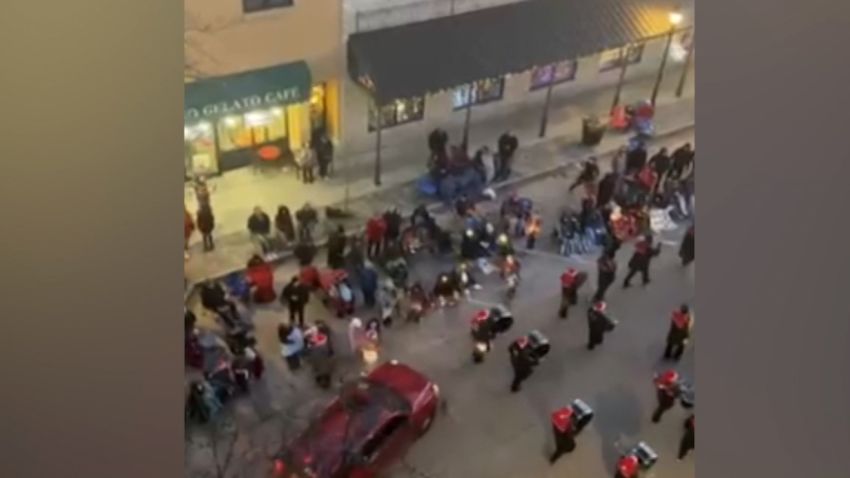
[247,207,272,254]
[274,205,296,243]
[196,204,215,252]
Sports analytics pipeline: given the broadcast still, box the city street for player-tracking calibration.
[185,129,695,478]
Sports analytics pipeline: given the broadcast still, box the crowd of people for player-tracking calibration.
[184,129,696,474]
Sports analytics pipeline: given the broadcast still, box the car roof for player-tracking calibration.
[279,374,415,478]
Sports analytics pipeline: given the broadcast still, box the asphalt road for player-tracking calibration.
[185,129,696,478]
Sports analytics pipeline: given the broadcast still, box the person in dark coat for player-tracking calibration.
[196,205,215,251]
[496,131,519,181]
[508,336,537,392]
[428,128,448,158]
[281,276,310,328]
[648,147,672,193]
[678,415,695,460]
[383,208,403,246]
[326,225,347,270]
[293,240,317,267]
[549,407,578,464]
[295,203,318,243]
[669,143,695,180]
[625,143,648,176]
[247,207,272,254]
[593,251,618,302]
[596,171,619,209]
[664,304,693,361]
[274,205,296,243]
[366,214,387,258]
[652,370,680,423]
[586,301,610,350]
[569,157,600,193]
[359,265,379,308]
[679,225,695,266]
[623,235,661,288]
[316,134,334,179]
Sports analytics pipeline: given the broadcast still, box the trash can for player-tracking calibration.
[581,116,606,146]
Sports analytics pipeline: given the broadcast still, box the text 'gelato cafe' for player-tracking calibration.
[184,61,313,178]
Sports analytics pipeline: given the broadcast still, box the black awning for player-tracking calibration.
[348,0,683,104]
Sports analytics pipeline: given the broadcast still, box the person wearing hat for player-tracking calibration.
[652,370,681,423]
[615,454,641,478]
[558,267,586,319]
[304,325,333,388]
[664,304,694,361]
[549,406,577,464]
[587,300,611,350]
[593,250,618,302]
[623,234,661,288]
[678,415,695,460]
[508,335,537,392]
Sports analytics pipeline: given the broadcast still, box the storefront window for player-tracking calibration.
[184,122,217,177]
[530,60,578,90]
[599,44,644,72]
[310,84,327,135]
[217,107,288,152]
[368,97,425,131]
[453,77,505,110]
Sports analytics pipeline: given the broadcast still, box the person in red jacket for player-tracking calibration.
[664,304,693,361]
[678,415,695,460]
[366,214,387,258]
[246,255,276,304]
[558,268,586,319]
[615,454,640,478]
[652,370,681,423]
[623,234,661,288]
[549,406,577,464]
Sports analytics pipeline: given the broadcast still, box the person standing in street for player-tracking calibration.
[593,251,618,302]
[383,208,403,247]
[548,406,577,464]
[664,304,694,361]
[586,300,611,350]
[281,276,309,328]
[296,143,316,184]
[558,267,586,319]
[326,225,347,270]
[278,323,304,371]
[508,335,537,393]
[652,369,681,423]
[623,234,661,288]
[525,213,542,249]
[569,157,600,194]
[366,213,387,258]
[648,147,672,194]
[316,133,334,179]
[678,415,695,460]
[669,143,695,180]
[679,225,695,266]
[196,204,215,252]
[359,264,379,308]
[496,131,519,181]
[625,141,648,176]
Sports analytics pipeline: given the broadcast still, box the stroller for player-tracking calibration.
[501,195,534,237]
[317,269,355,318]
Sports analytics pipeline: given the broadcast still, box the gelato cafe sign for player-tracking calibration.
[184,87,302,121]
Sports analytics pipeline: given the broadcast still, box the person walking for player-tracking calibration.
[648,147,672,194]
[247,207,273,254]
[652,370,681,423]
[366,214,387,258]
[496,131,518,181]
[508,335,537,393]
[281,276,309,328]
[569,157,600,194]
[623,234,661,288]
[184,208,195,259]
[274,205,296,244]
[625,141,648,176]
[549,407,577,464]
[196,204,215,252]
[593,251,618,302]
[669,143,695,180]
[678,415,695,460]
[558,268,586,319]
[664,304,693,361]
[278,323,304,371]
[586,300,611,350]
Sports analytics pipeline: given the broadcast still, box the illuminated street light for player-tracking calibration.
[669,10,684,26]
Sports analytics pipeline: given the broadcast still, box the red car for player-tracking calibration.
[273,361,441,478]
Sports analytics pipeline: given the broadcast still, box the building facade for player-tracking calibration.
[183,0,343,178]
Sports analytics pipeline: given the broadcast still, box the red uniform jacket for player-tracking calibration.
[551,407,574,433]
[247,262,276,303]
[366,217,387,242]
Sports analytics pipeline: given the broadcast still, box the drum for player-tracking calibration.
[603,314,618,332]
[632,442,658,469]
[679,381,695,409]
[490,306,514,334]
[570,399,594,433]
[527,330,550,360]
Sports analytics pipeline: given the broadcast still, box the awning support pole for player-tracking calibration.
[462,101,472,151]
[374,99,383,186]
[611,46,630,114]
[676,32,695,98]
[651,29,675,107]
[538,80,555,138]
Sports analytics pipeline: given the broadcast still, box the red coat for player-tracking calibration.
[247,263,276,303]
[551,407,574,433]
[366,217,387,242]
[672,311,691,330]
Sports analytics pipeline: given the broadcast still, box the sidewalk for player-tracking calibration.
[184,65,695,285]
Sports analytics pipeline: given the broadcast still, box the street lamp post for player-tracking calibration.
[373,99,383,186]
[676,31,695,98]
[538,78,555,138]
[650,10,684,107]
